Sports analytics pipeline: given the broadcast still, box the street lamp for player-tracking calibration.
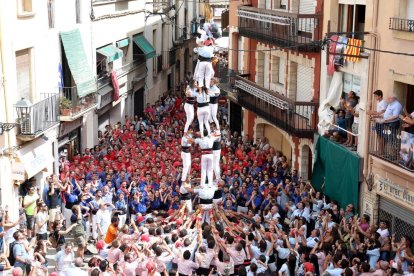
[15,97,33,135]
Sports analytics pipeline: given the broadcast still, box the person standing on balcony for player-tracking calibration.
[340,91,358,147]
[367,90,388,154]
[377,95,403,158]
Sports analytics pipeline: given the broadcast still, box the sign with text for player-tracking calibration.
[375,174,414,210]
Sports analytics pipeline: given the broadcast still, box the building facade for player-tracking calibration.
[223,0,322,180]
[0,0,196,219]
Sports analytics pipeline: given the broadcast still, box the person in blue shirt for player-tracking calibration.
[114,192,128,228]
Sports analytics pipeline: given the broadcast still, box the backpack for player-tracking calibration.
[8,241,16,266]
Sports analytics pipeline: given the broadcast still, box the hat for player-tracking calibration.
[204,39,212,46]
[12,268,24,276]
[167,209,174,215]
[304,262,314,273]
[175,240,183,248]
[96,240,105,250]
[141,234,150,242]
[176,218,183,226]
[137,215,145,223]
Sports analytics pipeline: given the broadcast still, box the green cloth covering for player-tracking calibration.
[312,136,360,211]
[60,29,97,98]
[132,35,155,59]
[97,44,124,63]
[116,38,130,48]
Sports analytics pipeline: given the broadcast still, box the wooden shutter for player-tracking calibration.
[299,0,316,33]
[407,0,414,20]
[16,49,32,102]
[296,64,313,102]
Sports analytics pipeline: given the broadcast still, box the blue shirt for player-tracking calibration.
[383,100,402,122]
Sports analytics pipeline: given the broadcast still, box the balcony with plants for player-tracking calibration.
[59,87,97,121]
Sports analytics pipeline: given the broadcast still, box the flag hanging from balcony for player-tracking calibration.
[344,38,362,63]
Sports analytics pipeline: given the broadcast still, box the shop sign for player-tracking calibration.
[375,174,414,209]
[11,162,26,181]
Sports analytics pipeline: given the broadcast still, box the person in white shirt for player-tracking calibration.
[35,203,49,241]
[208,78,221,133]
[194,134,220,186]
[376,220,390,240]
[180,130,194,182]
[96,203,112,240]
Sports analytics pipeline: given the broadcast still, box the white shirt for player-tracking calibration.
[354,103,360,124]
[96,209,111,235]
[195,136,216,150]
[376,228,390,239]
[194,184,217,200]
[181,136,192,147]
[377,99,388,114]
[191,90,210,104]
[209,85,220,97]
[36,211,48,234]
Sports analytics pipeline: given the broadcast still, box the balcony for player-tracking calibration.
[368,121,414,172]
[215,63,250,97]
[235,76,317,138]
[389,17,414,32]
[238,5,322,52]
[15,94,60,141]
[59,87,97,121]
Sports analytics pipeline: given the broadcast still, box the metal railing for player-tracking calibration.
[16,93,59,136]
[238,5,322,52]
[389,17,414,32]
[368,120,414,172]
[235,76,318,138]
[216,66,250,95]
[60,86,97,116]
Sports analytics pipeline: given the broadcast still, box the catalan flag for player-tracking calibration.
[344,38,362,63]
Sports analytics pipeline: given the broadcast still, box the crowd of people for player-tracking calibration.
[1,27,414,276]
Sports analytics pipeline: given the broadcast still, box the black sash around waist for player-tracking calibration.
[200,198,213,204]
[199,56,212,62]
[180,192,191,200]
[186,97,195,104]
[213,190,222,199]
[197,102,209,107]
[209,96,219,104]
[212,141,221,150]
[181,146,190,153]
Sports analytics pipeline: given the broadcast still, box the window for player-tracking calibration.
[407,0,414,20]
[270,56,286,86]
[343,73,361,96]
[47,0,55,28]
[76,0,81,24]
[273,0,287,10]
[17,0,34,16]
[338,4,366,40]
[16,49,32,102]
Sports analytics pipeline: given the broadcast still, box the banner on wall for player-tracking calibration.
[400,131,414,171]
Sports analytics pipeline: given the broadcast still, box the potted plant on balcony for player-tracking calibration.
[60,97,72,116]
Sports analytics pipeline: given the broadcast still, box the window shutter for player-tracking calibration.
[407,0,414,20]
[299,0,316,33]
[296,64,313,102]
[16,49,32,102]
[279,58,286,85]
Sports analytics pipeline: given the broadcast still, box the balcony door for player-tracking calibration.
[134,88,145,117]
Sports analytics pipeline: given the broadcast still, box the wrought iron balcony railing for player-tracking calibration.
[389,17,414,32]
[216,63,250,95]
[238,5,322,52]
[235,76,318,138]
[368,120,414,172]
[15,93,59,138]
[59,86,97,120]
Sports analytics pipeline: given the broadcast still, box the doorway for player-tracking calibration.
[134,88,145,117]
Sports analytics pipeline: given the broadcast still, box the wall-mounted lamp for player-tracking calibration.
[0,122,20,135]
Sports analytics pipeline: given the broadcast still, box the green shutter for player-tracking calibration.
[97,45,124,63]
[133,35,155,59]
[311,136,360,211]
[116,38,130,48]
[60,29,96,98]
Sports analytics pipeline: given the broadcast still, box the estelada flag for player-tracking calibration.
[344,38,362,62]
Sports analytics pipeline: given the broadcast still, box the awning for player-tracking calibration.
[16,138,55,179]
[311,135,361,210]
[60,29,97,98]
[116,38,130,48]
[97,45,124,63]
[133,35,155,59]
